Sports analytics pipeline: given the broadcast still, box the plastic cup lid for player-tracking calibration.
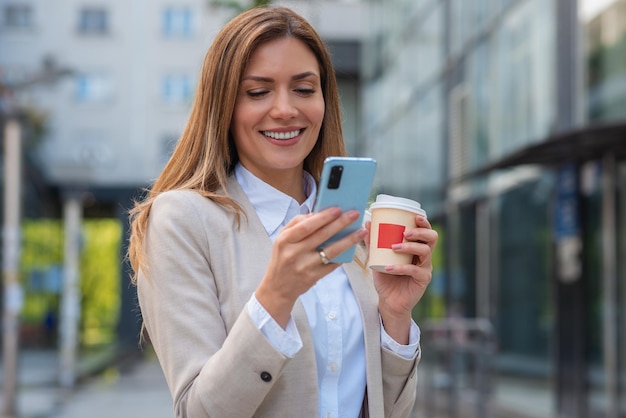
[369,194,427,217]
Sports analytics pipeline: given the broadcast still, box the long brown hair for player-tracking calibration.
[128,6,346,280]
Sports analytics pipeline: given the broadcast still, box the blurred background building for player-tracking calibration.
[1,0,625,417]
[0,0,366,346]
[0,0,367,413]
[361,0,626,417]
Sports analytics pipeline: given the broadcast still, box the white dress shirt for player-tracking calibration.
[236,163,419,418]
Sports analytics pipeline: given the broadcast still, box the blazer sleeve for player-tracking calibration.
[137,191,291,418]
[344,253,420,418]
[381,346,420,417]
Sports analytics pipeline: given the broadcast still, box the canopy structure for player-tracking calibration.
[454,121,626,182]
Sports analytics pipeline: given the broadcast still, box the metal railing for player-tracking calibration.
[417,318,496,418]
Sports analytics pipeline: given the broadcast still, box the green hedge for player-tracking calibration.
[20,218,122,347]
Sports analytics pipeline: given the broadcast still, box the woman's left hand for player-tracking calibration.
[365,215,438,344]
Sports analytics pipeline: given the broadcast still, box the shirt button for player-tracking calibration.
[326,413,334,418]
[329,362,338,372]
[328,311,336,320]
[260,371,272,382]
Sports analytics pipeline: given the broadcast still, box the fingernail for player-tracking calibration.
[391,243,402,250]
[329,207,342,216]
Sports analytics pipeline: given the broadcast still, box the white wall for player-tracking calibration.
[0,0,366,187]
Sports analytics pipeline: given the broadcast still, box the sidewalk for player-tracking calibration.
[6,347,554,418]
[411,365,554,418]
[1,347,174,418]
[49,352,174,418]
[10,349,60,418]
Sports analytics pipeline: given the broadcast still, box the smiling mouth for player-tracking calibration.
[262,129,302,140]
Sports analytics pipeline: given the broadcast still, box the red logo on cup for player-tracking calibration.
[377,223,406,249]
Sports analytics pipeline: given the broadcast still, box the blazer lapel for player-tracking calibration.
[227,175,320,413]
[343,261,385,418]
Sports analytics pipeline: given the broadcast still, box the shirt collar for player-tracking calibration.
[235,163,317,237]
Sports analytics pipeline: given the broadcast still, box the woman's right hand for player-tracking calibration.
[255,207,367,328]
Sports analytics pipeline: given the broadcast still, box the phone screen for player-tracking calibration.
[313,157,377,263]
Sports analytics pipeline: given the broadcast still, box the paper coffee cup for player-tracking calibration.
[368,194,427,274]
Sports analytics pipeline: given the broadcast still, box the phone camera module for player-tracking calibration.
[328,165,343,189]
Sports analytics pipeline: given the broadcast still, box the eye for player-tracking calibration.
[247,89,268,98]
[295,87,316,96]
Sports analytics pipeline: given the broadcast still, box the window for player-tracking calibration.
[3,4,33,29]
[162,74,193,105]
[75,73,111,103]
[78,7,108,34]
[449,84,470,178]
[162,7,193,37]
[497,178,554,372]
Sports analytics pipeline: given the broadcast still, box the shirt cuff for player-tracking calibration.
[380,315,420,359]
[246,293,303,358]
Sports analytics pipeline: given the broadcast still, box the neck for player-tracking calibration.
[249,166,307,204]
[270,171,306,204]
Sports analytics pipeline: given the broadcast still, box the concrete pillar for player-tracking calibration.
[2,119,22,418]
[59,191,83,388]
[601,153,618,418]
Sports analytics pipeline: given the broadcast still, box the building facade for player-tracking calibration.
[3,0,625,415]
[0,0,367,351]
[0,0,365,189]
[362,0,625,417]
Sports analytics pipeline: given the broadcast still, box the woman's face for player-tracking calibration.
[231,37,325,183]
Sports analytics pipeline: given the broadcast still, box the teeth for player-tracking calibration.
[263,130,301,140]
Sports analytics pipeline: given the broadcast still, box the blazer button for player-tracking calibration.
[260,371,272,382]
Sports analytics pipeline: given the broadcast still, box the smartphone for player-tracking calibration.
[313,157,377,263]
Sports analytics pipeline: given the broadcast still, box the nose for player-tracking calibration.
[270,90,298,120]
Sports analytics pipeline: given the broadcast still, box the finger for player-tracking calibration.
[281,207,342,243]
[363,221,372,251]
[308,248,346,281]
[382,263,433,285]
[316,248,333,265]
[403,227,438,250]
[284,213,312,226]
[318,227,367,262]
[312,210,361,248]
[415,215,432,229]
[391,241,432,264]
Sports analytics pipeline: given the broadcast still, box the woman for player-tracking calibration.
[128,6,438,418]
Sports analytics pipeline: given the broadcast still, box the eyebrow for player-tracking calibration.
[242,71,319,82]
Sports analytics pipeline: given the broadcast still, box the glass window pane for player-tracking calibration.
[466,42,490,170]
[490,0,555,160]
[163,7,193,37]
[74,74,111,103]
[78,8,108,34]
[162,74,193,105]
[583,0,626,122]
[619,162,626,415]
[496,176,555,416]
[4,4,33,28]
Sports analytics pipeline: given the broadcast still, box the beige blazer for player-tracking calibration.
[137,176,419,418]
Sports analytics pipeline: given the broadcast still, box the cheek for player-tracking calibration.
[232,103,259,135]
[311,100,325,125]
[230,109,250,148]
[233,103,249,125]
